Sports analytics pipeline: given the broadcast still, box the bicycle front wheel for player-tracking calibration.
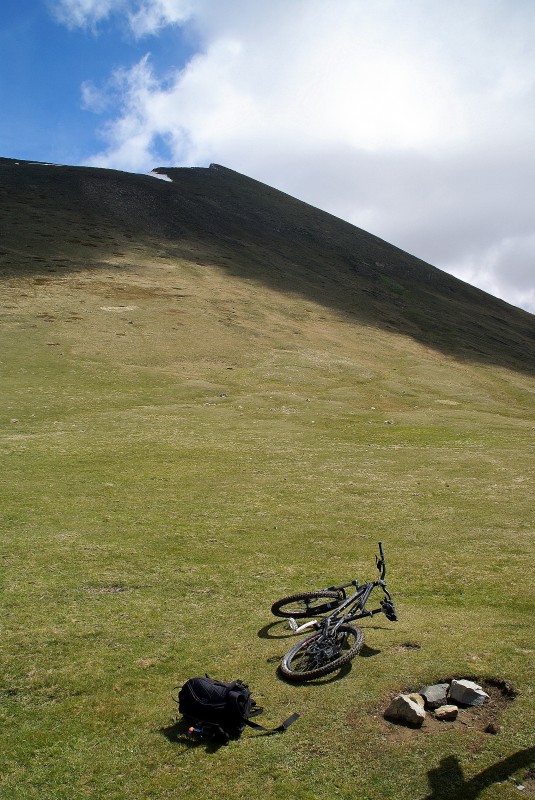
[271,590,343,618]
[280,624,364,681]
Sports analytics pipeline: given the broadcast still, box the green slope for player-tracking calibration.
[0,158,534,800]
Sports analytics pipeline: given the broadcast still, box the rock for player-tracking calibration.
[385,695,426,727]
[421,683,449,710]
[449,679,489,706]
[435,704,459,721]
[407,693,425,707]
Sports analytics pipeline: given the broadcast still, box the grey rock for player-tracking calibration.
[435,704,459,721]
[449,679,489,706]
[385,694,426,727]
[421,683,449,710]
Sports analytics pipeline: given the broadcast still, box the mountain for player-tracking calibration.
[2,157,534,799]
[0,156,533,374]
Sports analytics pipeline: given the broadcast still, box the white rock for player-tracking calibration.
[385,694,426,726]
[449,679,489,706]
[407,692,425,708]
[435,704,459,721]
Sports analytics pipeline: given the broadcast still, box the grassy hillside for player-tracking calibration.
[1,158,534,799]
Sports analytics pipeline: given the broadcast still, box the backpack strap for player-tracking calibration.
[244,712,300,734]
[228,687,252,717]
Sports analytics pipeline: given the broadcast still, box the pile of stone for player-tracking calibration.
[384,679,490,727]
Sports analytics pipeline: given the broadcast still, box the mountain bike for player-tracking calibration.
[271,542,398,680]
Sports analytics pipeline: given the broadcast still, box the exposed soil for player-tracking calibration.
[521,767,535,796]
[367,678,517,743]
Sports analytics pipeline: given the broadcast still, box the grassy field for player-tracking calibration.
[1,162,534,799]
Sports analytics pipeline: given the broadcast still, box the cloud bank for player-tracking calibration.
[52,0,535,313]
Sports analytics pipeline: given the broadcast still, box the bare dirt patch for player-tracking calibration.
[366,678,517,743]
[521,767,535,796]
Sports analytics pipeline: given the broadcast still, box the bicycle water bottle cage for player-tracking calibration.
[380,599,398,622]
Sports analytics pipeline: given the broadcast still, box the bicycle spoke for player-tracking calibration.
[290,633,345,673]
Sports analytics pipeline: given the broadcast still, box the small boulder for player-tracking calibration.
[421,683,449,710]
[385,695,426,727]
[449,679,489,706]
[435,704,459,721]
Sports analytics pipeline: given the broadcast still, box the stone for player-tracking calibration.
[435,704,459,721]
[421,683,449,710]
[384,695,426,727]
[407,693,425,707]
[449,679,489,706]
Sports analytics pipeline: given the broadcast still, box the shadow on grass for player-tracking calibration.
[161,718,298,751]
[160,719,226,753]
[361,623,392,631]
[257,621,296,640]
[2,159,533,377]
[423,748,535,800]
[359,644,381,658]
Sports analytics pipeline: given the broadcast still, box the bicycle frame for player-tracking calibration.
[275,541,398,680]
[310,542,397,632]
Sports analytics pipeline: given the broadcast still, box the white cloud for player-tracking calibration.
[448,233,535,313]
[50,0,194,35]
[51,0,121,29]
[57,0,535,313]
[128,0,195,37]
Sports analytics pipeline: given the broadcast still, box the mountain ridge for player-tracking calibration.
[1,157,533,375]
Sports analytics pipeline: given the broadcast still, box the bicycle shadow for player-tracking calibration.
[257,621,297,640]
[359,643,381,658]
[423,748,535,800]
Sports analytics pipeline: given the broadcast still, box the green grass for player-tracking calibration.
[0,161,534,799]
[2,279,534,800]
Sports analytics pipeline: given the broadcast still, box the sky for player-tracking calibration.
[1,1,534,314]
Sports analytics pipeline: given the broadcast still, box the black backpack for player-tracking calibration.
[177,676,298,743]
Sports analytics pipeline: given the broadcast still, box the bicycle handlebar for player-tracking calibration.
[377,541,386,579]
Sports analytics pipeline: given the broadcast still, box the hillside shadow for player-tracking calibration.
[1,160,533,375]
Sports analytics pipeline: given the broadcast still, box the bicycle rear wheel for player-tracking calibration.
[280,623,364,681]
[271,590,343,618]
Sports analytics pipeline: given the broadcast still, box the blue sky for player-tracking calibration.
[1,1,535,314]
[0,0,195,164]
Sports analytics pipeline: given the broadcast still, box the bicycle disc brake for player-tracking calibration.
[307,632,344,666]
